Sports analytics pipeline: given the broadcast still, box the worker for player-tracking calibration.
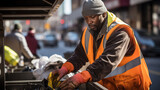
[51,0,152,89]
[5,23,34,63]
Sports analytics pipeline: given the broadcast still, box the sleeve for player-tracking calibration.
[20,35,33,59]
[67,38,89,72]
[86,29,132,81]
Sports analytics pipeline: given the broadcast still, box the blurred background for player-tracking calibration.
[2,0,160,89]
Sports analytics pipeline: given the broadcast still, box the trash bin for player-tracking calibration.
[5,72,107,90]
[5,72,45,90]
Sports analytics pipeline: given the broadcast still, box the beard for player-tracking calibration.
[89,25,97,31]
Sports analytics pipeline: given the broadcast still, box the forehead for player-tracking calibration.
[84,14,101,18]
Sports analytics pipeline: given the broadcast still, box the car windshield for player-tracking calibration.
[46,35,55,40]
[67,32,78,41]
[135,29,149,37]
[133,29,155,47]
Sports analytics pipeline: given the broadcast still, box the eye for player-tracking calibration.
[84,17,88,21]
[91,15,96,18]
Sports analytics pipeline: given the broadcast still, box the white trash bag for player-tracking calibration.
[32,54,67,80]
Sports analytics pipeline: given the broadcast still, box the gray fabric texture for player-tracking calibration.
[82,0,107,16]
[5,31,33,59]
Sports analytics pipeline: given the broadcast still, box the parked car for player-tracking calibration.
[64,32,79,47]
[133,29,160,56]
[43,34,58,47]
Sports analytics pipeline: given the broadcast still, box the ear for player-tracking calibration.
[102,13,107,18]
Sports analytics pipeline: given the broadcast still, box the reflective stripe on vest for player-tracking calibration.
[84,29,90,54]
[105,56,142,78]
[105,20,144,78]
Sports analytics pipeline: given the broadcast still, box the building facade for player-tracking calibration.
[60,0,160,37]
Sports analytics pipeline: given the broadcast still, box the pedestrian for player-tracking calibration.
[51,0,152,89]
[26,26,40,58]
[5,23,34,63]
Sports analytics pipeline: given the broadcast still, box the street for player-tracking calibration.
[38,41,76,58]
[145,57,160,90]
[38,41,160,90]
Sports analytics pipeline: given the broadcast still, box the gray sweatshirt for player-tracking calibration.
[5,31,33,59]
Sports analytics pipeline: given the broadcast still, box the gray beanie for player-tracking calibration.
[13,23,22,31]
[82,0,107,16]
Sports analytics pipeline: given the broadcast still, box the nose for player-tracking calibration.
[87,19,93,25]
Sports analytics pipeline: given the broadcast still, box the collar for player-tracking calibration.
[27,31,34,37]
[12,30,22,34]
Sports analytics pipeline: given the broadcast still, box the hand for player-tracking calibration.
[53,66,69,80]
[59,73,85,90]
[51,62,74,81]
[48,66,68,88]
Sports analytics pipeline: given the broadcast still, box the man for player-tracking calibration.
[5,23,34,62]
[26,26,40,58]
[51,0,151,89]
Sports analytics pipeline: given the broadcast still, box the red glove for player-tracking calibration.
[50,62,74,88]
[59,71,92,90]
[52,62,74,80]
[52,66,68,80]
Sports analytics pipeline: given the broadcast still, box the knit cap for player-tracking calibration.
[82,0,107,16]
[13,23,22,30]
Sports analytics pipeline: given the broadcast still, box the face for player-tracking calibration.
[31,29,36,34]
[19,29,22,33]
[84,13,106,31]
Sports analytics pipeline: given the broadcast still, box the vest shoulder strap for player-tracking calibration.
[82,28,91,54]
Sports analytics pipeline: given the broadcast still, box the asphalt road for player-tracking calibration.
[145,57,160,90]
[38,41,160,90]
[38,41,76,57]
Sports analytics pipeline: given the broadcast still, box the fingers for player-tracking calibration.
[59,79,68,89]
[52,72,61,88]
[57,73,63,81]
[52,70,62,80]
[59,79,77,90]
[47,70,63,89]
[60,82,76,90]
[52,77,59,88]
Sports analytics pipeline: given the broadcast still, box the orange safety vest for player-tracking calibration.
[81,12,151,90]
